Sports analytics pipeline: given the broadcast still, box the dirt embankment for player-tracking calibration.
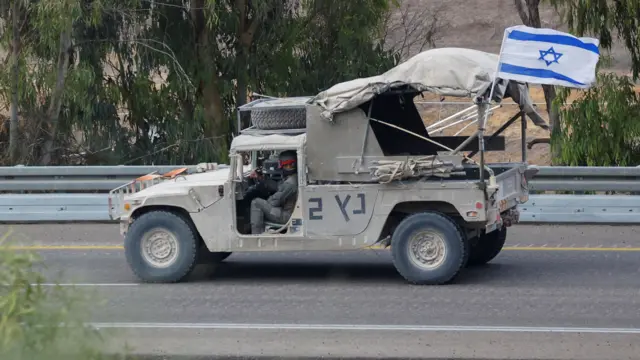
[417,88,551,165]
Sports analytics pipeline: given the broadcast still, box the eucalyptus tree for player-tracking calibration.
[0,0,400,165]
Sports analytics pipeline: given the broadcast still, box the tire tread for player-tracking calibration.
[125,210,199,283]
[391,211,468,285]
[251,108,306,130]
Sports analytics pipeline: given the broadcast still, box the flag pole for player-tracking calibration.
[487,28,509,104]
[478,28,508,185]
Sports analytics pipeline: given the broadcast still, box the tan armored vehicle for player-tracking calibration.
[109,48,545,285]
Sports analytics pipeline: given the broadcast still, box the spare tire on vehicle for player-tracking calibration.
[246,96,311,130]
[251,107,307,130]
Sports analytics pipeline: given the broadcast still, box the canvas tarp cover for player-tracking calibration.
[311,47,549,129]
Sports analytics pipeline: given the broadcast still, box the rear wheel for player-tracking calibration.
[124,210,199,283]
[467,227,507,266]
[391,211,468,285]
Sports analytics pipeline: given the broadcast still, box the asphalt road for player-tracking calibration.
[3,223,640,359]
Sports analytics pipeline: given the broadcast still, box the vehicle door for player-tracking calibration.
[301,185,378,237]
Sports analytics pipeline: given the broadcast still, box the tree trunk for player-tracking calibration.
[542,84,559,127]
[234,0,260,132]
[236,54,249,132]
[235,0,249,113]
[8,0,20,164]
[39,28,72,165]
[513,0,562,164]
[191,0,227,150]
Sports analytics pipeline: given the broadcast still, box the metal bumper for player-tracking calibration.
[119,219,131,236]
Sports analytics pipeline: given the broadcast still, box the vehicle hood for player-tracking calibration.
[128,165,250,199]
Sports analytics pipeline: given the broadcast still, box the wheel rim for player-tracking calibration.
[407,230,447,270]
[140,228,180,268]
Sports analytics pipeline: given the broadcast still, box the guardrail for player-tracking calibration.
[0,165,199,192]
[1,165,640,223]
[528,166,640,193]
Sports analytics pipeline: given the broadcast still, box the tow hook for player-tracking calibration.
[502,208,520,227]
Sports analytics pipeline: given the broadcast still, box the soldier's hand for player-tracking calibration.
[249,170,262,180]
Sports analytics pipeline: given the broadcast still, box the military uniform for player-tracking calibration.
[250,174,298,234]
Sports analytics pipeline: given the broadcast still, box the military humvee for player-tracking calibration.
[108,48,546,285]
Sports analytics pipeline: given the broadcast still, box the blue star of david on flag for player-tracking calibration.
[494,25,600,88]
[538,47,562,66]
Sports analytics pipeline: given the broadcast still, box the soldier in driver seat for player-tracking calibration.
[249,150,298,234]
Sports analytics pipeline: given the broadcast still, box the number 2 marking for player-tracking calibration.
[308,197,323,220]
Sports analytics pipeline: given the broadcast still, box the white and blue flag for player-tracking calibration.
[496,25,600,89]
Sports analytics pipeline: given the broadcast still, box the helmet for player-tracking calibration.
[278,150,297,175]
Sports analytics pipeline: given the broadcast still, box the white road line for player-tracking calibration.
[88,322,640,334]
[41,283,139,287]
[0,283,139,287]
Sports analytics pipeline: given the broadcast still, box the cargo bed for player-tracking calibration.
[458,162,538,213]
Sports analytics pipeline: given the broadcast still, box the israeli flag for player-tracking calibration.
[496,25,600,88]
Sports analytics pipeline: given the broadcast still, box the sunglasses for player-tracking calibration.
[279,159,296,168]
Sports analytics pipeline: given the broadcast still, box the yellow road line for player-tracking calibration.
[6,245,124,250]
[4,245,640,252]
[368,246,640,252]
[503,246,640,252]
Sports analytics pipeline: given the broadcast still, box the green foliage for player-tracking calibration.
[0,0,400,165]
[284,0,399,95]
[0,228,130,359]
[543,0,640,166]
[0,0,119,164]
[553,73,640,166]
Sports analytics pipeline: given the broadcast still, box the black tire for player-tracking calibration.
[391,211,468,285]
[198,250,232,264]
[124,210,199,283]
[467,227,507,267]
[251,108,306,130]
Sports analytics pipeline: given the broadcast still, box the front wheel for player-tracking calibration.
[391,211,468,285]
[124,210,199,283]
